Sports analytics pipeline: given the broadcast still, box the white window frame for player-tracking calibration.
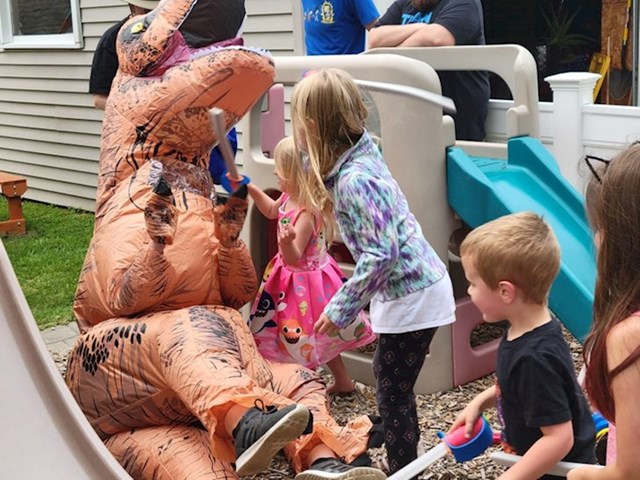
[0,0,83,49]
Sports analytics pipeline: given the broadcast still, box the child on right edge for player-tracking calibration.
[451,212,595,479]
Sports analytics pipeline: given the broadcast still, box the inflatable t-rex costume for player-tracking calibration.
[64,0,382,478]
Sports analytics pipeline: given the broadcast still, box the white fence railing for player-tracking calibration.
[486,72,640,194]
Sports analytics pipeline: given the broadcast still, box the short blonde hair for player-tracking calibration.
[273,136,300,198]
[460,212,560,304]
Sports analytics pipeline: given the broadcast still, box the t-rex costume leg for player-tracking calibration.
[66,306,375,476]
[65,0,382,478]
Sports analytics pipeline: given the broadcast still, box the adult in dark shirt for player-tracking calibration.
[88,0,158,110]
[368,0,490,141]
[88,0,241,186]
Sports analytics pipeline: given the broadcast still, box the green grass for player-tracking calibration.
[0,197,94,329]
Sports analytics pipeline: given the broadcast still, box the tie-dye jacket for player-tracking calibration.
[323,131,447,328]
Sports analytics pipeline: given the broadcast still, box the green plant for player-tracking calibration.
[0,198,93,329]
[541,3,594,54]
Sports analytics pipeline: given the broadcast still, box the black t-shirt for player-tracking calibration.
[496,319,596,477]
[377,0,490,141]
[88,18,128,95]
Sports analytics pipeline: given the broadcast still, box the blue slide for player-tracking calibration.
[447,137,596,342]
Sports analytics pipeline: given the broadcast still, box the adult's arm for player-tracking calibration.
[396,22,455,47]
[370,0,480,48]
[364,17,379,30]
[368,23,423,48]
[367,0,409,47]
[355,0,380,30]
[89,21,121,109]
[93,94,108,110]
[432,0,484,45]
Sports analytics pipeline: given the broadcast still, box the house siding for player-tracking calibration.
[0,0,299,211]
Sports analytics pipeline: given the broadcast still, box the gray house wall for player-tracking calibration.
[0,0,300,211]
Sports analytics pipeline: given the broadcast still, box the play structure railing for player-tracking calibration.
[243,53,453,259]
[366,44,540,141]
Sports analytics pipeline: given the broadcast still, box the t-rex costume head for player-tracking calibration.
[66,2,379,478]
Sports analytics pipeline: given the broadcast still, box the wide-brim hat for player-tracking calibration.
[121,0,160,10]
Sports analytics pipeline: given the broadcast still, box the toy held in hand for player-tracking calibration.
[210,108,250,194]
[220,171,250,194]
[387,416,495,480]
[437,416,494,462]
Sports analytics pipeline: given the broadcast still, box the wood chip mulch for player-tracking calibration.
[49,325,584,480]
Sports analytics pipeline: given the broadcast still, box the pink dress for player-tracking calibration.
[248,195,376,369]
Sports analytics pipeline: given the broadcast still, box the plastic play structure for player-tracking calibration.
[242,45,597,394]
[0,44,596,477]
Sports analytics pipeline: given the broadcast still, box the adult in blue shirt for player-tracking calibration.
[369,0,490,141]
[302,0,380,55]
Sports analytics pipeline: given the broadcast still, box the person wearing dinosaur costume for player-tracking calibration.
[64,0,386,478]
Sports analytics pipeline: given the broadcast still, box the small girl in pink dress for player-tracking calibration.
[247,136,375,394]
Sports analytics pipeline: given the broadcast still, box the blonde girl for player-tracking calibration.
[247,136,375,395]
[291,68,456,476]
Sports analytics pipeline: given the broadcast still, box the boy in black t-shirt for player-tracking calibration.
[450,212,595,479]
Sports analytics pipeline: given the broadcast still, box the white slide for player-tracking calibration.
[0,239,130,479]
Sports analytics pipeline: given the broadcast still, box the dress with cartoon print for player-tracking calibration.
[248,193,375,369]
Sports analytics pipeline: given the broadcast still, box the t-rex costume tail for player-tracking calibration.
[65,0,378,478]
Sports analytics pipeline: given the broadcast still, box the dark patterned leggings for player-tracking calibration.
[373,327,438,477]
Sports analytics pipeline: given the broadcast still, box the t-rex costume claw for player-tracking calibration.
[65,1,378,478]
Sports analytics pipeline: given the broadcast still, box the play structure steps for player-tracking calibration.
[451,298,499,387]
[0,172,27,235]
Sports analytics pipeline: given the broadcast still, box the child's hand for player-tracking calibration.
[448,403,482,439]
[314,313,339,336]
[278,223,296,246]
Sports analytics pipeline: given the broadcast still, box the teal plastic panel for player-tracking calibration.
[447,137,595,342]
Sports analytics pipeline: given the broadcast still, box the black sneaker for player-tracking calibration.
[234,401,312,476]
[295,458,387,480]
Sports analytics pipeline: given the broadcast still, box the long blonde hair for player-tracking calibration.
[290,68,369,243]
